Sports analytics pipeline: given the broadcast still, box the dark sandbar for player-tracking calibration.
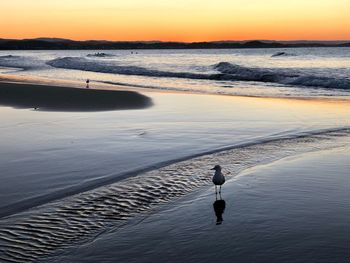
[0,82,152,111]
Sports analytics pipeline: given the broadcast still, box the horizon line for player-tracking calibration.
[1,37,350,43]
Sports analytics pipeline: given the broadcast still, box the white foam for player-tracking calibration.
[214,62,350,90]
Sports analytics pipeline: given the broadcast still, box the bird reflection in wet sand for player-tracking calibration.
[213,195,226,225]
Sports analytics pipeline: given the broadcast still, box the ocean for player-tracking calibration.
[1,47,350,98]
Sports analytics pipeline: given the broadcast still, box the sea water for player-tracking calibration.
[1,47,350,98]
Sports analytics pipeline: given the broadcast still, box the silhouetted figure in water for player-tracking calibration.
[86,79,90,88]
[213,197,226,225]
[211,165,225,194]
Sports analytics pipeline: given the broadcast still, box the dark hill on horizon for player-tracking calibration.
[0,38,349,50]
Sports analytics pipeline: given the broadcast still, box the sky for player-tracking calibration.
[1,0,349,42]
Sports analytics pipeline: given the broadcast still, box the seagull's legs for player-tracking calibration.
[215,185,217,194]
[219,185,222,194]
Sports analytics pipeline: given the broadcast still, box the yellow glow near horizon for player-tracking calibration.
[1,0,349,41]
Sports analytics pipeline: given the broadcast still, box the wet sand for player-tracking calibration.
[1,127,350,262]
[54,144,350,263]
[0,81,152,111]
[2,80,350,262]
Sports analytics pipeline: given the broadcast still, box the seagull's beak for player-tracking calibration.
[210,167,215,170]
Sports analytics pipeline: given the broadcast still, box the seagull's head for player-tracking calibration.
[211,165,222,171]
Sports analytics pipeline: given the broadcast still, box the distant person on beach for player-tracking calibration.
[86,79,90,88]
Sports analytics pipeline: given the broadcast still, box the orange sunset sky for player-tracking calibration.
[1,0,349,42]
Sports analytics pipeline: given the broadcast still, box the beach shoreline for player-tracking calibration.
[1,72,350,104]
[2,66,350,262]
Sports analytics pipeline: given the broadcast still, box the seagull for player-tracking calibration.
[211,165,225,194]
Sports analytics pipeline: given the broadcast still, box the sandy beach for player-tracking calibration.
[1,77,350,262]
[1,46,350,263]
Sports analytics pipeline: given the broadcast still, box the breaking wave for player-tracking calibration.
[214,62,350,90]
[271,51,297,57]
[46,57,216,80]
[46,57,350,91]
[0,55,47,70]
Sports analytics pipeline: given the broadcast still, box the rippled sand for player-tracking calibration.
[1,128,350,262]
[57,144,350,263]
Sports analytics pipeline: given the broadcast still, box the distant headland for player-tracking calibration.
[0,38,349,50]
